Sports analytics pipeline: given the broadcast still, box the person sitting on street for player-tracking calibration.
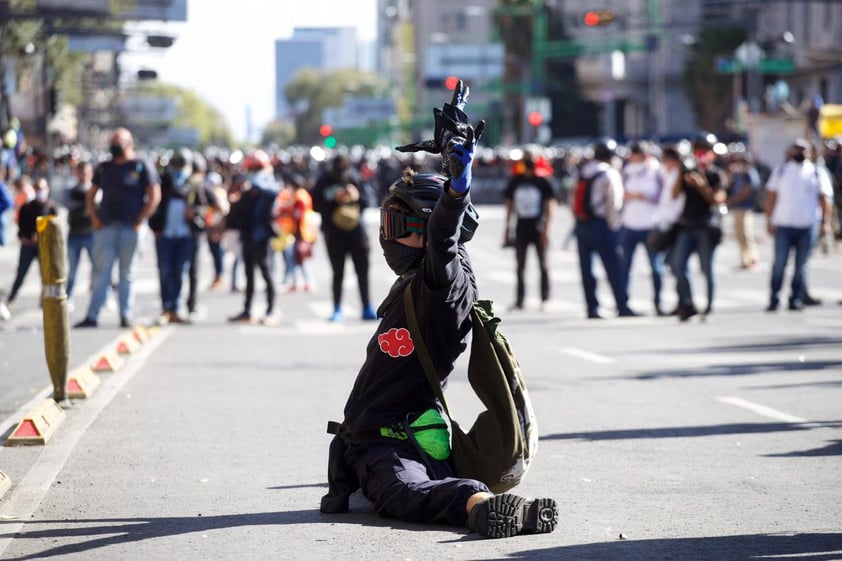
[321,83,558,539]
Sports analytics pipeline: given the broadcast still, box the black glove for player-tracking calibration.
[396,79,485,178]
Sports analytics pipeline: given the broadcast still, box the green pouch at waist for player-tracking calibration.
[380,409,451,461]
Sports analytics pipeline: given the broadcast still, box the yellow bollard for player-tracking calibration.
[37,215,70,403]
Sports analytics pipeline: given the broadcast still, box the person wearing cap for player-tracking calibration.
[74,127,160,329]
[148,147,196,325]
[574,140,639,319]
[502,150,557,311]
[764,139,833,311]
[227,149,281,325]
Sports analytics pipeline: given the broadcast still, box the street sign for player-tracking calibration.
[760,58,795,74]
[715,57,743,74]
[715,57,794,75]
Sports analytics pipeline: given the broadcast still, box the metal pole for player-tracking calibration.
[37,215,70,404]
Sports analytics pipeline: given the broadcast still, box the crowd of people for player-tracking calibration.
[502,134,837,321]
[0,126,838,326]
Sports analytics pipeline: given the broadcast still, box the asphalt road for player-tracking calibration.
[0,204,840,560]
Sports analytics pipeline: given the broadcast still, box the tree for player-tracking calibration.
[682,26,747,135]
[260,119,295,147]
[284,68,387,145]
[138,82,234,147]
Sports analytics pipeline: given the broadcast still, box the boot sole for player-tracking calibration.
[473,494,558,539]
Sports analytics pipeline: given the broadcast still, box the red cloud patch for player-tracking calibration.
[378,327,415,358]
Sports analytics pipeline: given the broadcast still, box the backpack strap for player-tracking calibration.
[403,278,451,417]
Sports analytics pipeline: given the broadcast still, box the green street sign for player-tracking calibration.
[760,58,795,74]
[715,57,794,75]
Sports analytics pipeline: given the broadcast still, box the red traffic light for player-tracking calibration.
[527,111,543,127]
[584,10,615,27]
[444,76,459,90]
[319,124,333,137]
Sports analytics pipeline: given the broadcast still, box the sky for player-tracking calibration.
[122,1,378,143]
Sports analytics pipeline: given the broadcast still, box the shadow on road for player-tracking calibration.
[540,421,842,458]
[627,359,842,380]
[0,508,438,560]
[540,421,842,442]
[469,532,842,561]
[628,336,842,356]
[767,439,842,458]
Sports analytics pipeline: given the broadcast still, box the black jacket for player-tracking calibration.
[341,189,477,433]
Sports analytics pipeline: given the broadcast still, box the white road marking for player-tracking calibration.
[559,347,616,364]
[0,328,172,558]
[716,396,809,424]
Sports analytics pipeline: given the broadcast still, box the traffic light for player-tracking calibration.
[527,111,543,127]
[444,76,459,91]
[319,124,336,147]
[583,9,615,27]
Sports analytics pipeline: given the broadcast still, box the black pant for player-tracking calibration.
[186,233,201,313]
[514,221,549,307]
[8,244,39,302]
[323,436,488,526]
[325,229,371,309]
[242,238,274,315]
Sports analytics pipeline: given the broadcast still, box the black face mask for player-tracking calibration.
[109,144,124,158]
[380,238,425,276]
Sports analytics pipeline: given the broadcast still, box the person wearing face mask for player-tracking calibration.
[311,154,377,321]
[669,136,727,321]
[502,150,557,312]
[148,148,195,325]
[74,127,160,329]
[320,82,558,539]
[0,177,57,321]
[620,142,665,315]
[227,149,281,325]
[764,139,834,312]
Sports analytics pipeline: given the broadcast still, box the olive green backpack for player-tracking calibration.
[404,281,538,493]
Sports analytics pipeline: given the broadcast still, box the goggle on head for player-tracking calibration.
[380,207,427,241]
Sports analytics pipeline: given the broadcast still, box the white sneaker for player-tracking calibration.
[0,302,11,321]
[66,298,76,313]
[261,313,280,326]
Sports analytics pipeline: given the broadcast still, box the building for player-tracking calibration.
[375,0,842,146]
[376,0,503,142]
[275,27,360,121]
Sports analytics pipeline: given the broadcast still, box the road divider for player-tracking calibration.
[5,399,66,446]
[91,350,125,373]
[66,366,101,400]
[132,325,150,344]
[116,334,141,355]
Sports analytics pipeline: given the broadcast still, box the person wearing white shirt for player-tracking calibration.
[620,142,665,315]
[573,141,638,319]
[764,139,833,311]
